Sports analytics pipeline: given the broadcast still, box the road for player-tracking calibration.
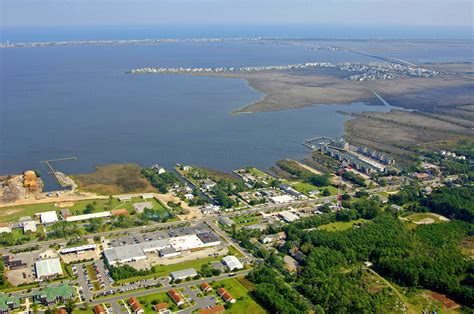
[0,184,400,255]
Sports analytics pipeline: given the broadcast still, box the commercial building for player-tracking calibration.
[65,211,111,222]
[170,268,197,281]
[35,258,63,279]
[22,220,37,233]
[140,239,171,253]
[159,247,181,258]
[60,244,97,255]
[222,255,243,271]
[38,211,58,225]
[169,234,205,251]
[270,195,294,204]
[279,211,300,223]
[196,232,221,247]
[103,245,146,265]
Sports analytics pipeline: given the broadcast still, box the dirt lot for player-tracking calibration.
[73,163,158,195]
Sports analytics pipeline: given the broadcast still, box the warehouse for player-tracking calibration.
[170,268,197,281]
[279,210,300,223]
[65,211,112,222]
[270,195,294,204]
[196,232,221,247]
[38,211,58,225]
[103,244,146,265]
[222,255,243,271]
[35,258,63,279]
[169,234,204,251]
[60,244,97,255]
[140,239,171,253]
[159,247,181,258]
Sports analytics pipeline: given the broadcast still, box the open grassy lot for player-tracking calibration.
[292,182,319,195]
[232,214,262,227]
[402,212,450,226]
[116,256,222,284]
[211,277,267,314]
[73,163,158,195]
[318,218,369,232]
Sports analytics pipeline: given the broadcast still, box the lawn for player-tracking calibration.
[232,214,261,227]
[210,277,267,314]
[402,213,449,225]
[137,292,183,312]
[116,255,222,284]
[318,218,369,232]
[292,182,319,195]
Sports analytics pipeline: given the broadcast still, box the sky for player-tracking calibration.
[1,0,473,28]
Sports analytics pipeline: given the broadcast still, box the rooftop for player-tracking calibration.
[35,258,63,278]
[104,244,146,263]
[36,284,74,303]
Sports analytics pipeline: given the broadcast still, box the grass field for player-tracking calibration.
[210,277,267,314]
[318,218,369,232]
[232,214,262,227]
[292,182,319,195]
[73,163,157,195]
[402,212,450,226]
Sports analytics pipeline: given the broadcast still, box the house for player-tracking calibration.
[279,184,303,198]
[200,282,212,293]
[290,248,306,263]
[217,288,235,303]
[153,302,168,312]
[283,255,299,273]
[198,305,225,314]
[152,164,166,174]
[93,305,106,314]
[57,309,67,314]
[202,179,216,190]
[259,232,286,244]
[167,289,184,306]
[128,297,144,314]
[222,255,243,271]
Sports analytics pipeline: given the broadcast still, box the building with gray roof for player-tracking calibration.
[103,244,146,265]
[170,268,197,281]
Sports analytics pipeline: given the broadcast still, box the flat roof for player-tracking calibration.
[60,244,97,254]
[65,211,111,222]
[140,239,171,251]
[279,210,300,222]
[35,258,63,278]
[222,255,243,270]
[104,244,146,263]
[39,211,58,224]
[170,234,204,251]
[196,232,220,244]
[170,268,197,279]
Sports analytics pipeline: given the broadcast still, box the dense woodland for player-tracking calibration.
[241,185,474,312]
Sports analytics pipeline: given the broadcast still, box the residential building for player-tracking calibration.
[153,302,168,312]
[128,297,144,314]
[167,289,184,306]
[151,164,166,174]
[93,305,106,314]
[217,288,235,303]
[57,309,67,314]
[35,284,74,306]
[0,294,20,314]
[200,282,212,293]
